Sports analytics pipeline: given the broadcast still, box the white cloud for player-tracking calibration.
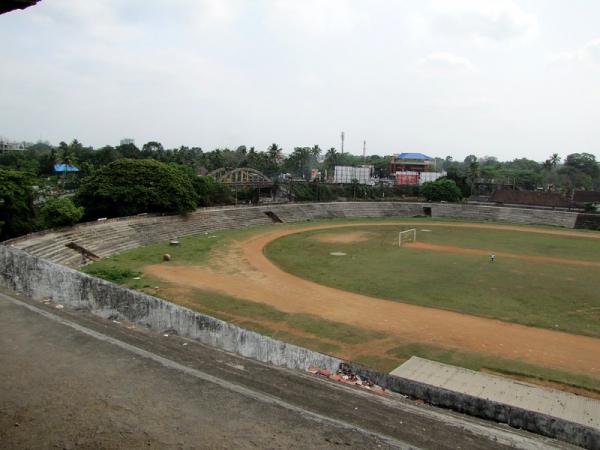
[550,39,600,68]
[430,0,539,43]
[268,0,367,35]
[416,52,474,74]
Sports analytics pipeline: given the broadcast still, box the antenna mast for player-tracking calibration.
[363,140,366,162]
[340,131,345,154]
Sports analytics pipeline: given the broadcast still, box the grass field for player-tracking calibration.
[265,225,600,337]
[81,218,600,395]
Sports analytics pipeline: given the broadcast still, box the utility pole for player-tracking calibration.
[341,131,345,155]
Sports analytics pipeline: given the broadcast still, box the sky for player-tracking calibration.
[1,0,599,161]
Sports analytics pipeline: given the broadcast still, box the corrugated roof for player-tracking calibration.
[393,153,433,160]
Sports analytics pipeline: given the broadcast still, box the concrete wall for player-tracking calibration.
[430,203,578,228]
[575,213,600,230]
[343,363,599,450]
[0,245,342,373]
[6,201,582,268]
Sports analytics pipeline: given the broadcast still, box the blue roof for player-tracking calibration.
[394,153,433,160]
[54,163,80,172]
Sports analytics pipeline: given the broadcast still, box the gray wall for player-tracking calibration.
[6,202,581,268]
[0,245,342,373]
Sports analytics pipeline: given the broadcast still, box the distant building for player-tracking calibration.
[389,153,433,174]
[0,137,25,154]
[333,166,374,185]
[394,171,446,186]
[120,138,135,146]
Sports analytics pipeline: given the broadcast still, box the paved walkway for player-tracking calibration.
[392,357,600,431]
[0,289,574,449]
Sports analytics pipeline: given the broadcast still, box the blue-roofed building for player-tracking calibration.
[390,153,433,174]
[54,163,80,173]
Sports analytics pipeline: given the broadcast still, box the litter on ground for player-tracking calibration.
[307,366,386,396]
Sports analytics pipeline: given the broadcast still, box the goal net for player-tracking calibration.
[398,228,416,247]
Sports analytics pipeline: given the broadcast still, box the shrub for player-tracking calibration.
[40,197,84,228]
[0,168,36,240]
[420,179,463,202]
[76,159,197,218]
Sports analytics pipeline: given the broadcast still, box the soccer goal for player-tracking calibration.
[398,228,417,247]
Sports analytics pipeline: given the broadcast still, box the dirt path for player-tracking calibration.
[405,241,600,267]
[145,221,600,376]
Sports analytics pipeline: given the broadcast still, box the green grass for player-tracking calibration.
[265,225,600,337]
[386,342,600,393]
[180,289,386,345]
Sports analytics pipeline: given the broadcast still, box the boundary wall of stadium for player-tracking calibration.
[2,202,599,448]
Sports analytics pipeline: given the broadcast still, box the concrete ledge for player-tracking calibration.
[0,245,342,374]
[343,362,599,450]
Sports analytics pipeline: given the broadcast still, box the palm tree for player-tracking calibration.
[324,147,339,175]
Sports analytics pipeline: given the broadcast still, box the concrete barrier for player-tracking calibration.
[343,362,600,450]
[5,202,583,268]
[0,245,342,373]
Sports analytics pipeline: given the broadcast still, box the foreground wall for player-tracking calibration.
[0,245,342,373]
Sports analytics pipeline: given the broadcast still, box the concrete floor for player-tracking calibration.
[391,357,600,431]
[0,289,576,449]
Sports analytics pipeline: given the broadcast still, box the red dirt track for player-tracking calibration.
[145,221,600,377]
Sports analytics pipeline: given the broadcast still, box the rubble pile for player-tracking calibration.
[307,366,386,396]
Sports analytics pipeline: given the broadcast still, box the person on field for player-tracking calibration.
[489,253,496,263]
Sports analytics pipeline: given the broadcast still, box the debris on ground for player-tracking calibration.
[55,304,64,310]
[307,366,387,396]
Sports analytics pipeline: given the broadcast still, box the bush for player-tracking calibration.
[420,179,463,202]
[40,197,84,228]
[84,266,140,283]
[76,159,197,218]
[0,168,36,240]
[193,176,234,206]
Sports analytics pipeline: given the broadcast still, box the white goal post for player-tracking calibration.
[398,228,417,247]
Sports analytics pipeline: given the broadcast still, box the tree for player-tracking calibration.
[40,197,84,228]
[445,164,471,197]
[421,179,463,202]
[0,169,36,240]
[564,153,599,179]
[192,176,233,206]
[76,159,197,219]
[323,148,339,174]
[543,153,561,170]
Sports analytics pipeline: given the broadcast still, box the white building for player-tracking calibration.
[333,165,374,185]
[0,137,25,154]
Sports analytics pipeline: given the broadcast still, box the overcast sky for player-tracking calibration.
[1,0,599,161]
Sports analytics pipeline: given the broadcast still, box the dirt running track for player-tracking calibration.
[145,221,600,377]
